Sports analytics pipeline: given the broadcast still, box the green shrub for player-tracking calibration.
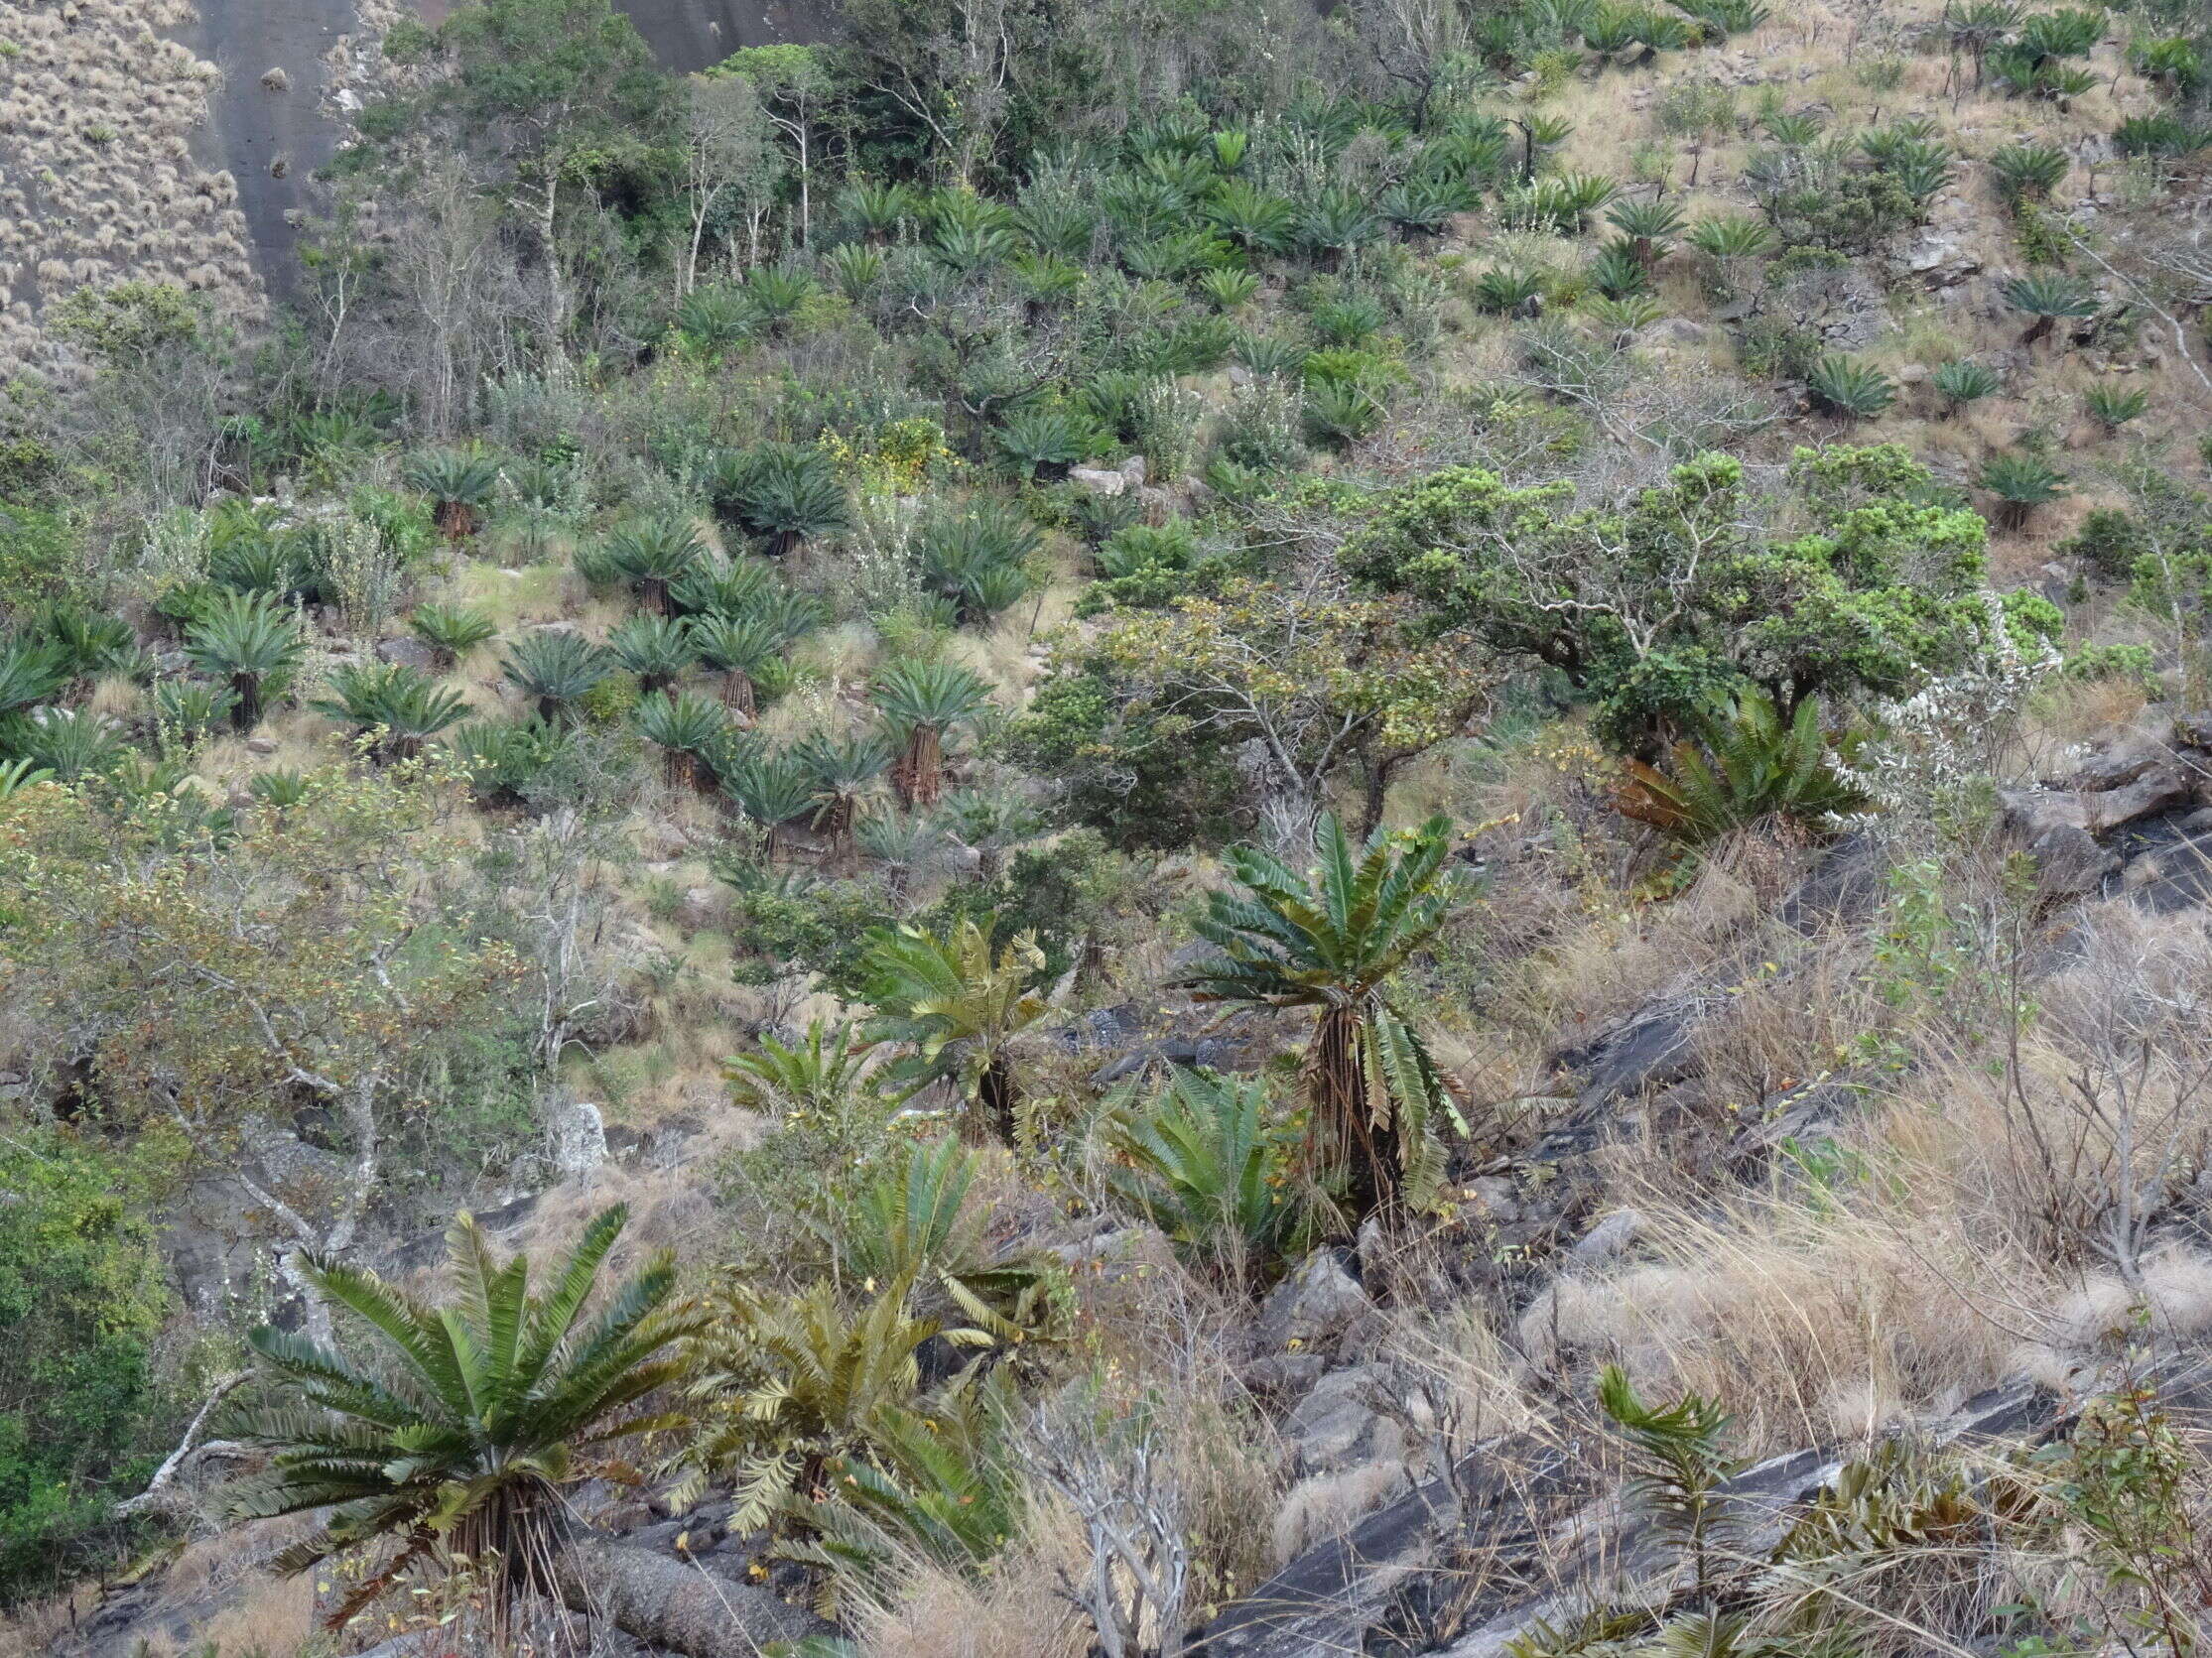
[0,1133,169,1602]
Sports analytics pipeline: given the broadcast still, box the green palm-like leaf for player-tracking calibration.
[223,1207,699,1626]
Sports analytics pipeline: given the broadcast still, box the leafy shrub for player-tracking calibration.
[0,1134,168,1602]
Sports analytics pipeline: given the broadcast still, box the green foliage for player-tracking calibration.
[1616,688,1870,849]
[1344,447,2012,749]
[1976,448,2069,528]
[1003,659,1241,850]
[1598,1364,1743,1602]
[451,716,573,808]
[47,281,199,362]
[2082,381,2150,431]
[311,663,471,761]
[0,1133,169,1603]
[1805,354,1896,420]
[1101,1068,1308,1275]
[1178,815,1465,1226]
[184,588,306,731]
[859,917,1046,1140]
[1932,358,2002,410]
[2055,506,2147,578]
[499,629,613,721]
[408,601,499,666]
[225,1205,696,1625]
[1587,241,1651,301]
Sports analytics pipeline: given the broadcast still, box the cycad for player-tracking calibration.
[604,612,697,696]
[222,1206,698,1633]
[1192,265,1259,313]
[450,716,570,809]
[687,611,786,714]
[719,747,818,858]
[184,588,305,731]
[1686,214,1777,262]
[499,630,612,723]
[1205,178,1299,255]
[793,727,895,871]
[2002,272,2098,347]
[1989,140,2068,206]
[674,1274,988,1527]
[1296,187,1381,266]
[669,555,777,620]
[407,601,498,668]
[16,708,124,783]
[1932,357,2001,411]
[0,637,65,716]
[1598,1364,1744,1603]
[992,405,1098,480]
[840,179,916,242]
[860,917,1047,1144]
[732,443,849,556]
[1976,448,2068,528]
[633,690,726,790]
[1805,354,1896,421]
[724,1018,890,1138]
[1471,266,1544,315]
[2083,381,2149,432]
[1615,688,1870,847]
[311,662,470,761]
[1175,815,1466,1227]
[1102,1067,1307,1277]
[604,517,708,615]
[150,677,237,745]
[1607,195,1685,266]
[836,1138,1058,1337]
[914,505,1039,626]
[401,447,501,541]
[872,659,991,809]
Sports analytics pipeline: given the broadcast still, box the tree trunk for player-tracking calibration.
[552,1535,834,1658]
[978,1052,1019,1145]
[1309,1005,1399,1229]
[722,670,756,716]
[231,672,262,732]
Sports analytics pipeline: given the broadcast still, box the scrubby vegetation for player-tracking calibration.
[5,0,2212,1651]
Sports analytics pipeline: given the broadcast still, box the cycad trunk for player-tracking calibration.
[977,1051,1019,1145]
[1309,1003,1400,1228]
[552,1534,833,1657]
[434,500,476,542]
[896,723,945,809]
[721,670,756,717]
[230,671,262,732]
